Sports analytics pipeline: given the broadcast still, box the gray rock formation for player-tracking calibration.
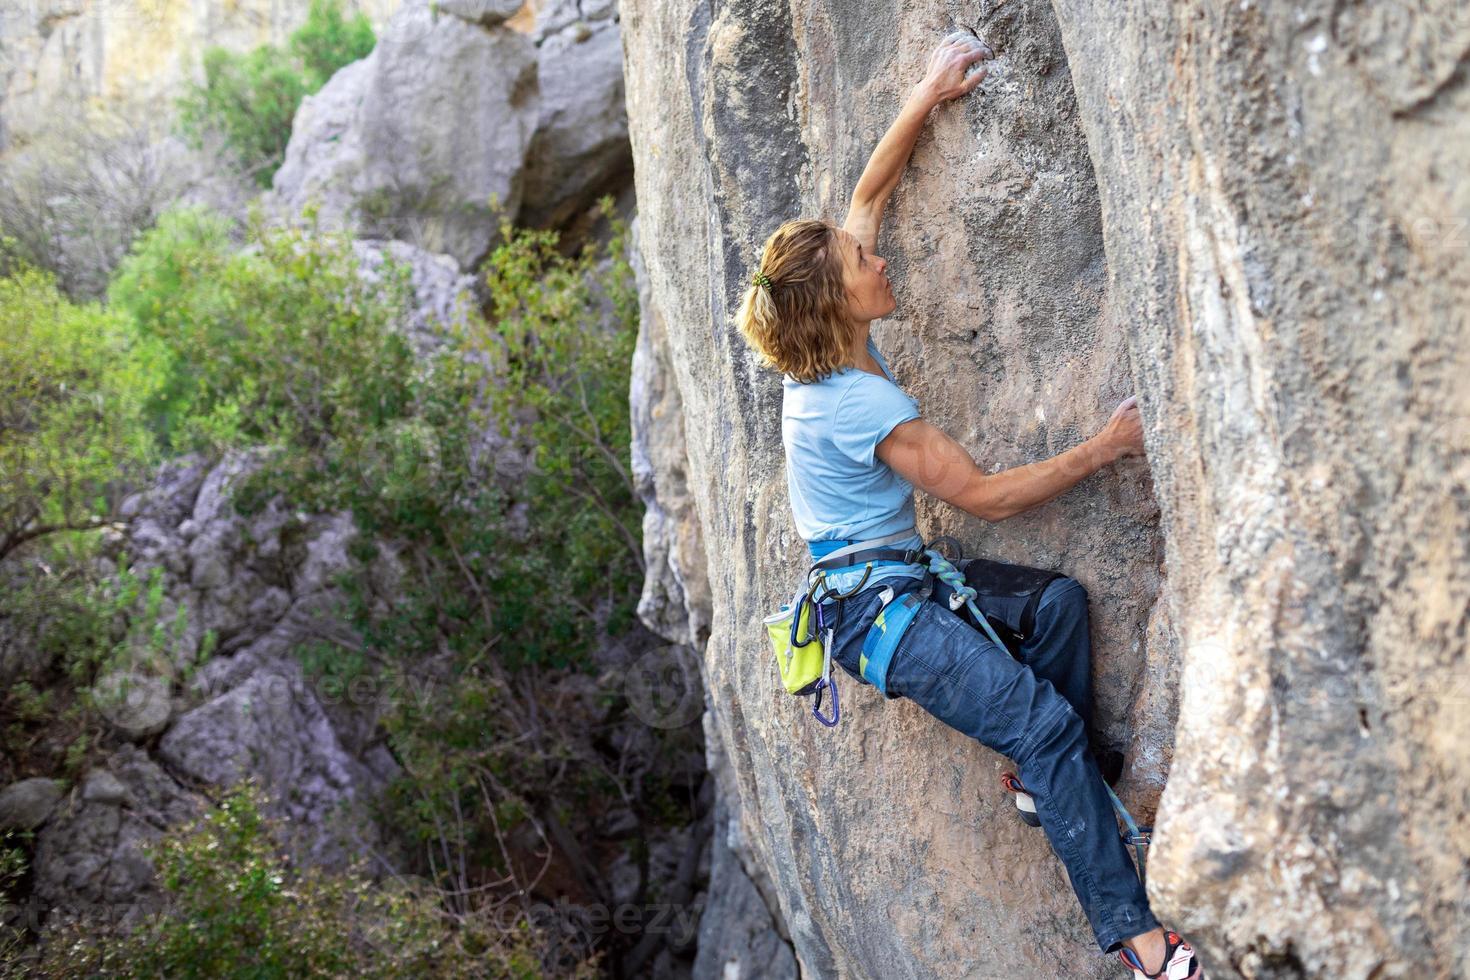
[1050,3,1470,977]
[270,0,634,268]
[519,0,632,229]
[31,745,205,928]
[631,214,796,976]
[159,658,389,869]
[625,1,1160,975]
[107,450,404,873]
[269,0,540,269]
[624,0,1466,976]
[0,0,397,158]
[631,218,713,651]
[0,779,65,832]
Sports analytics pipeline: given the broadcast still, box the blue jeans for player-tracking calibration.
[820,576,1160,955]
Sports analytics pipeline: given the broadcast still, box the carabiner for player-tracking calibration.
[808,563,873,605]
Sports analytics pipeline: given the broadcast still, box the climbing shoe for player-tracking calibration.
[999,771,1040,827]
[1001,746,1122,829]
[1118,930,1204,980]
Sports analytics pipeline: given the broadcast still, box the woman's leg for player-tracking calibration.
[879,598,1159,955]
[1014,577,1095,735]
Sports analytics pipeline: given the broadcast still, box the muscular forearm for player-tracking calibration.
[845,86,941,248]
[960,437,1121,522]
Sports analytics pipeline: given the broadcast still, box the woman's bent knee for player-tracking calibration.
[1017,697,1088,765]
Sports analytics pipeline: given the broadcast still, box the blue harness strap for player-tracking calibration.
[858,583,928,695]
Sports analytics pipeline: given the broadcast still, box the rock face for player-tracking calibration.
[30,745,205,928]
[622,0,1467,977]
[106,451,405,872]
[1049,3,1470,977]
[631,218,713,651]
[519,0,633,229]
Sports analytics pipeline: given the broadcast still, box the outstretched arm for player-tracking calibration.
[842,36,993,252]
[876,397,1146,521]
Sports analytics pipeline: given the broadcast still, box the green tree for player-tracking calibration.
[177,46,308,188]
[291,0,377,91]
[176,0,376,187]
[0,253,160,563]
[475,201,646,666]
[109,204,419,464]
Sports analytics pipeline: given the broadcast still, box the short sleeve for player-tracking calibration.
[831,376,921,466]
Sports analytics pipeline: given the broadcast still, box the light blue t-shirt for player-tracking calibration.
[782,336,926,595]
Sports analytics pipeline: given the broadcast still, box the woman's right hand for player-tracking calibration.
[1097,395,1146,460]
[917,34,994,104]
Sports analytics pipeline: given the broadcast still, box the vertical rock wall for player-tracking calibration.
[623,0,1469,976]
[1050,2,1470,977]
[624,0,1170,976]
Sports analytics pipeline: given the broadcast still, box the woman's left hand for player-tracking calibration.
[917,34,995,103]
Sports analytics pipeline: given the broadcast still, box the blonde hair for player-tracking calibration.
[734,219,853,385]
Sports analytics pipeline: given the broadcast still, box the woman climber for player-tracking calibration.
[734,35,1205,980]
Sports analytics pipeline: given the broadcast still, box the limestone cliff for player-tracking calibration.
[622,0,1469,976]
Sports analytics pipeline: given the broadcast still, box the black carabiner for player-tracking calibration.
[789,593,819,647]
[808,563,872,605]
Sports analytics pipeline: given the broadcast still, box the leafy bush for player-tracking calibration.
[109,205,418,462]
[0,254,160,564]
[476,202,645,665]
[290,0,378,92]
[4,198,682,975]
[177,0,375,187]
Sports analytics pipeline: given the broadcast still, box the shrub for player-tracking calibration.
[290,0,378,91]
[0,109,228,300]
[109,205,418,462]
[17,780,586,979]
[176,0,376,188]
[0,254,160,564]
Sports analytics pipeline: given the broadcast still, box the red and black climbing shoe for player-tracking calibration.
[999,771,1040,827]
[1118,930,1204,980]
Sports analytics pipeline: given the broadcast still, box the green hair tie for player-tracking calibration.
[753,272,772,289]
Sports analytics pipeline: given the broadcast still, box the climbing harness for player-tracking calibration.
[763,529,1155,884]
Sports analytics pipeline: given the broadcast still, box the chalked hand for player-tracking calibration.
[921,32,996,101]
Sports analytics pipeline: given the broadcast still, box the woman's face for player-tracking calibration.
[836,227,896,324]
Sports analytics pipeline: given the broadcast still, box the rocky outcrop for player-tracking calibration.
[1049,3,1470,976]
[519,0,633,229]
[270,0,632,269]
[107,450,403,871]
[269,1,540,269]
[631,218,713,651]
[623,0,1467,977]
[625,0,1161,975]
[0,779,65,832]
[30,745,205,930]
